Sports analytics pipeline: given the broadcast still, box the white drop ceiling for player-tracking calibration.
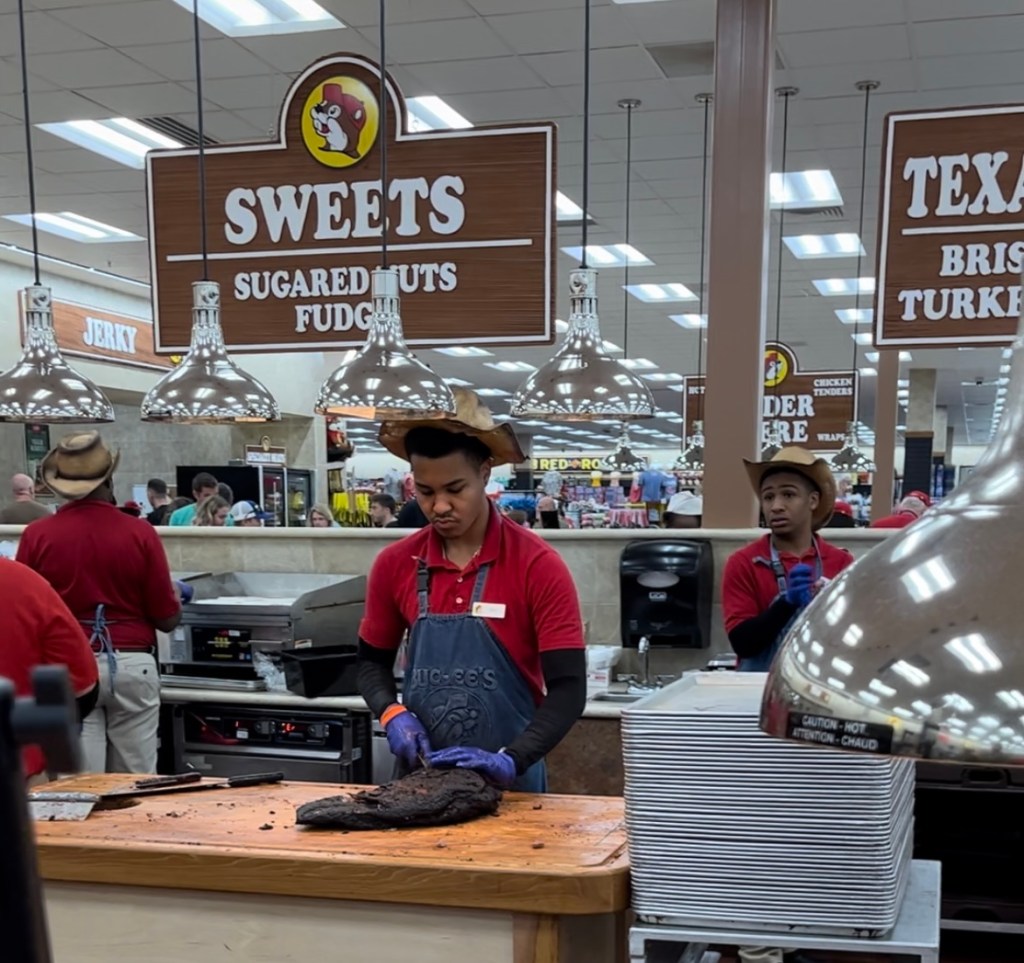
[0,0,1020,449]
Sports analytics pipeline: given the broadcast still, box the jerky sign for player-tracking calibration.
[147,53,556,353]
[876,104,1024,347]
[682,343,857,452]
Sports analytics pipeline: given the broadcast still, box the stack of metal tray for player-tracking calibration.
[622,673,915,937]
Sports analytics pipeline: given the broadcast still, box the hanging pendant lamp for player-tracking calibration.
[676,419,705,472]
[511,0,653,422]
[831,420,875,473]
[604,425,647,472]
[0,0,113,424]
[314,0,454,422]
[141,0,278,424]
[761,304,1024,765]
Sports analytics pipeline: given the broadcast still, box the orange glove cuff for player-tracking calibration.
[380,703,406,727]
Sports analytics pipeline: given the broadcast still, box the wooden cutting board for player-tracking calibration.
[34,774,629,916]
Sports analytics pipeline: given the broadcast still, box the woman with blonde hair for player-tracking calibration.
[192,494,229,527]
[308,504,339,528]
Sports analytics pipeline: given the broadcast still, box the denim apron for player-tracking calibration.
[737,540,822,673]
[82,603,118,691]
[403,558,547,792]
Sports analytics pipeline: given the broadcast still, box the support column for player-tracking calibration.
[903,369,937,497]
[701,0,776,528]
[871,349,899,523]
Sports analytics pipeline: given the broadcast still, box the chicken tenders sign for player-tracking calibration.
[146,53,556,353]
[876,103,1024,347]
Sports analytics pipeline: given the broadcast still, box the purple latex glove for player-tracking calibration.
[175,580,194,603]
[426,746,518,788]
[784,563,815,609]
[385,710,431,769]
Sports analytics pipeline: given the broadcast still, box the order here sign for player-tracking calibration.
[876,103,1024,347]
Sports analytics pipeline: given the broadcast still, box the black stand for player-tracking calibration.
[0,667,81,963]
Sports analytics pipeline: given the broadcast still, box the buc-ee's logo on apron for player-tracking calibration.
[301,76,379,169]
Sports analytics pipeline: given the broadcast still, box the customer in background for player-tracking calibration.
[0,472,51,524]
[535,490,561,529]
[145,478,171,525]
[870,492,929,529]
[193,495,230,527]
[16,431,183,774]
[168,471,218,526]
[309,504,339,528]
[0,559,99,784]
[824,500,858,529]
[229,501,270,527]
[369,493,399,528]
[217,481,234,505]
[395,497,430,528]
[663,491,703,529]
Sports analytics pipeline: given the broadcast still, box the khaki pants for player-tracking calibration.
[81,651,160,774]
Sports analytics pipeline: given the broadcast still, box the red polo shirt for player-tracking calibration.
[0,560,99,777]
[870,511,917,529]
[722,533,854,633]
[17,499,180,650]
[359,506,583,703]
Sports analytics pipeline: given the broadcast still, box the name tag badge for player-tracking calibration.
[472,602,507,619]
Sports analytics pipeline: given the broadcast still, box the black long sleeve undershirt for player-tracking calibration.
[76,685,99,723]
[727,596,799,659]
[356,641,587,775]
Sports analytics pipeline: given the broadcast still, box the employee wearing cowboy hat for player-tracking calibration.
[722,446,854,673]
[17,432,183,774]
[357,389,587,792]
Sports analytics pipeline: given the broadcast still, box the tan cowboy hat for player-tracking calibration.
[743,445,836,530]
[41,431,120,500]
[379,388,526,466]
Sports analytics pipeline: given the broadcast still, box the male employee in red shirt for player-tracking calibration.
[0,559,99,783]
[17,432,183,774]
[357,390,587,792]
[870,491,930,530]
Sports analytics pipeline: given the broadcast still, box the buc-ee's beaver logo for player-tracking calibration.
[300,77,379,169]
[763,347,790,388]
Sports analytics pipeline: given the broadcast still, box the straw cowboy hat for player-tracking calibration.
[744,445,836,530]
[41,431,120,500]
[379,388,526,466]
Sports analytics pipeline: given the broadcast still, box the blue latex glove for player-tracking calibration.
[175,580,194,603]
[427,746,518,788]
[385,710,431,770]
[784,563,815,609]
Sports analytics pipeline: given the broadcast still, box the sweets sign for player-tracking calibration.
[147,53,556,353]
[682,343,857,452]
[876,104,1024,347]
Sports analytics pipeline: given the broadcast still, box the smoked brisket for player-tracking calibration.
[295,768,502,830]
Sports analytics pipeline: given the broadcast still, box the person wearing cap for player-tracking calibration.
[824,500,857,529]
[229,500,271,527]
[870,492,930,529]
[722,447,854,674]
[16,432,183,774]
[357,389,587,792]
[663,490,703,529]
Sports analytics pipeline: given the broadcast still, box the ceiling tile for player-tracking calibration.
[614,0,716,46]
[236,31,377,73]
[28,48,165,88]
[379,18,509,63]
[487,6,634,56]
[49,1,194,46]
[0,11,105,58]
[77,81,198,116]
[406,56,544,95]
[917,50,1024,90]
[444,86,576,124]
[778,0,906,33]
[906,0,1024,20]
[525,45,662,87]
[779,25,911,68]
[913,14,1024,57]
[187,75,292,112]
[120,39,272,81]
[319,0,477,27]
[0,88,117,123]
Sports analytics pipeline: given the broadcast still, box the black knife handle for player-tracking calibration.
[225,771,284,788]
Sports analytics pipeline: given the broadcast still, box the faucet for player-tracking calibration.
[628,636,657,695]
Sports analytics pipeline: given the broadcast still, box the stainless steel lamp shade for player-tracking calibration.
[0,285,114,423]
[675,420,705,471]
[605,427,647,471]
[512,269,655,421]
[830,421,875,473]
[141,280,279,424]
[315,268,455,421]
[761,312,1024,764]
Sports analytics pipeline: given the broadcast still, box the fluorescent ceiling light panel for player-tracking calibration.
[37,118,182,169]
[444,377,473,386]
[624,283,696,303]
[642,372,683,382]
[555,318,568,333]
[555,192,586,222]
[670,313,707,329]
[784,233,864,259]
[406,95,472,132]
[865,351,879,363]
[169,0,343,36]
[770,170,843,210]
[813,277,875,296]
[851,332,873,345]
[474,388,510,397]
[835,308,873,325]
[434,346,492,357]
[5,212,142,243]
[859,367,878,376]
[618,358,658,371]
[483,361,536,372]
[560,244,653,267]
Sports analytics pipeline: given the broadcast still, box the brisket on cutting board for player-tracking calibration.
[295,768,502,830]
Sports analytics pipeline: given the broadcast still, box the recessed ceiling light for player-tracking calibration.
[407,95,472,132]
[434,346,492,357]
[624,282,696,303]
[669,313,707,329]
[865,351,879,363]
[4,212,142,243]
[444,377,473,387]
[170,0,344,36]
[618,358,657,370]
[483,360,536,372]
[814,277,875,296]
[555,192,588,222]
[851,332,873,345]
[899,351,912,362]
[642,372,683,382]
[835,308,873,324]
[859,367,878,376]
[1002,348,1013,359]
[602,340,623,353]
[897,379,909,388]
[666,384,685,392]
[37,118,183,169]
[561,244,653,267]
[474,388,510,397]
[784,233,864,259]
[770,170,843,210]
